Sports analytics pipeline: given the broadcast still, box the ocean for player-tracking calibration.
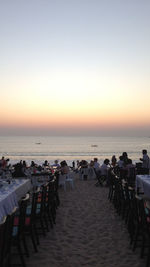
[0,135,150,166]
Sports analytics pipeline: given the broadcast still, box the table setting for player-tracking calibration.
[0,178,32,222]
[136,174,150,197]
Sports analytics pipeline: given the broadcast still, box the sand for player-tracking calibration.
[26,173,145,267]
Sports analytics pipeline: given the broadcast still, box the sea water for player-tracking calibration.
[0,136,150,166]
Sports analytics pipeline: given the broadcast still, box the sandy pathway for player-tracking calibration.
[26,176,144,267]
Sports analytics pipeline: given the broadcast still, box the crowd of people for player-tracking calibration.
[0,157,70,179]
[75,150,150,186]
[0,150,149,183]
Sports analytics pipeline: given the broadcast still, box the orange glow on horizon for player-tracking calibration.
[1,108,150,130]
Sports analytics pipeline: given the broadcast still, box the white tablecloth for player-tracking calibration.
[136,175,150,198]
[14,179,31,200]
[0,179,32,221]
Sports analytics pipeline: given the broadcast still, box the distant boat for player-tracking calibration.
[35,142,41,145]
[91,145,98,147]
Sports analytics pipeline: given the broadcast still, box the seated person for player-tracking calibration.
[52,160,60,170]
[140,149,150,174]
[100,159,110,185]
[111,155,117,168]
[30,161,36,167]
[93,158,101,178]
[122,152,129,167]
[80,160,89,180]
[126,159,136,185]
[117,156,124,168]
[101,159,110,176]
[12,162,26,177]
[43,160,49,167]
[94,158,100,171]
[60,160,69,175]
[88,161,96,179]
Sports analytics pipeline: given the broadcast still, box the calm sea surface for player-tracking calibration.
[0,136,150,166]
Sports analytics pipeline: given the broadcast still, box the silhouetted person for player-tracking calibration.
[140,149,150,174]
[122,152,128,167]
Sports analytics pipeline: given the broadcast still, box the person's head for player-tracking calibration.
[60,160,67,167]
[90,160,94,166]
[23,160,26,166]
[104,159,110,165]
[111,155,116,161]
[142,149,147,155]
[122,152,128,158]
[54,160,58,164]
[119,156,123,161]
[127,158,132,165]
[94,158,98,162]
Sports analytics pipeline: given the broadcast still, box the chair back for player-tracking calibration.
[127,167,136,186]
[30,188,41,219]
[14,194,30,236]
[119,168,128,180]
[0,216,7,266]
[58,174,66,185]
[0,206,18,267]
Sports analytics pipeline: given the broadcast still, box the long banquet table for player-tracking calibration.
[0,179,32,221]
[136,175,150,198]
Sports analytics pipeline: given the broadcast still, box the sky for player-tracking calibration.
[0,0,150,136]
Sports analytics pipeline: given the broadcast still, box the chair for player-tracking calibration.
[126,188,137,242]
[0,207,17,267]
[25,188,41,245]
[46,179,59,226]
[132,195,144,252]
[112,177,123,214]
[11,194,30,267]
[123,182,135,223]
[127,167,136,187]
[80,167,88,180]
[65,172,74,189]
[108,171,117,201]
[119,168,128,181]
[30,183,52,237]
[95,170,104,186]
[58,174,66,191]
[0,216,7,267]
[139,198,150,266]
[23,191,39,252]
[53,171,60,207]
[88,167,96,180]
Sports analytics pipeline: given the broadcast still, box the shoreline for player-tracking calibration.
[0,136,149,167]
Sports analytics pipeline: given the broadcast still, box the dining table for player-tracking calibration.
[0,179,32,221]
[136,174,150,198]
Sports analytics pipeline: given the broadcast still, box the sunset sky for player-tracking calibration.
[0,0,150,136]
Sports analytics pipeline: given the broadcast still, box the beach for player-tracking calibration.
[25,174,144,267]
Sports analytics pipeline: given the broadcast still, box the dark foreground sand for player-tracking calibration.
[26,174,145,267]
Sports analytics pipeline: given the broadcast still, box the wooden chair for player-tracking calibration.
[139,198,150,266]
[11,194,30,267]
[0,208,17,267]
[31,184,50,237]
[132,195,144,252]
[127,167,136,187]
